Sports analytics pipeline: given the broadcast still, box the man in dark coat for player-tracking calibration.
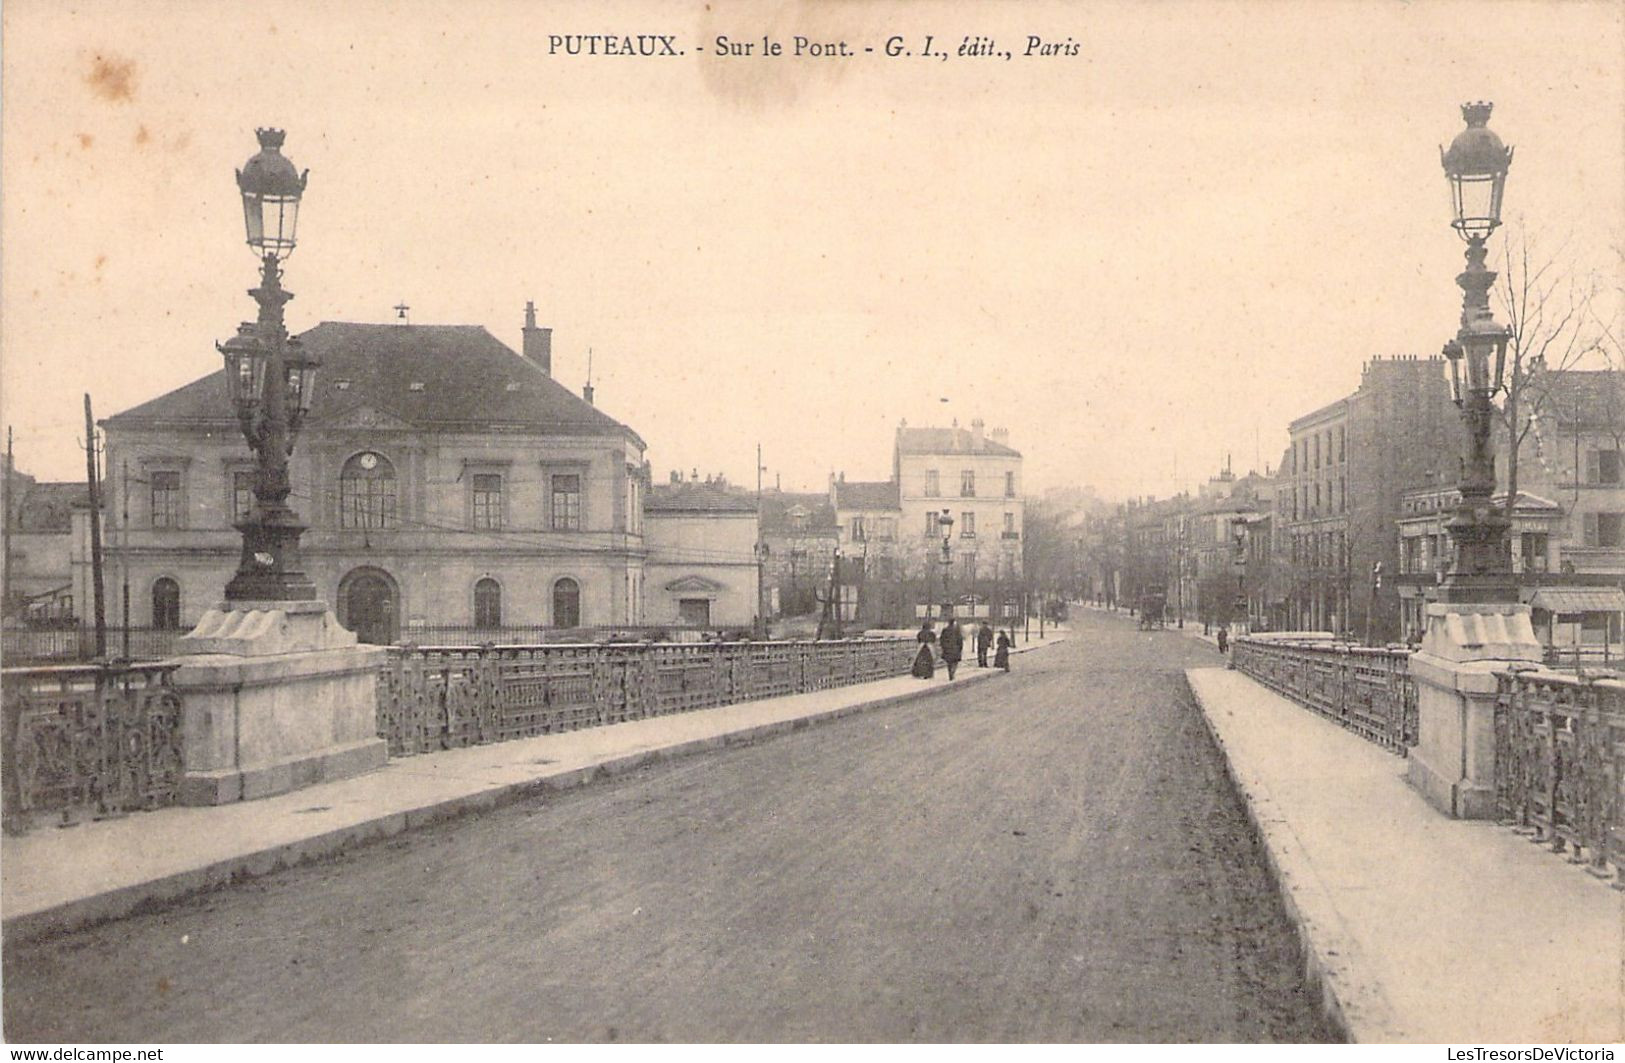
[976,621,994,667]
[939,616,964,680]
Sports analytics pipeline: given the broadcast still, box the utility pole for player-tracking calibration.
[121,458,131,659]
[83,394,106,658]
[3,425,12,625]
[754,442,765,639]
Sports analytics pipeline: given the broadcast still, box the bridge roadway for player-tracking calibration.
[3,613,1335,1042]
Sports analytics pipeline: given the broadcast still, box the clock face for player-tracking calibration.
[359,453,379,470]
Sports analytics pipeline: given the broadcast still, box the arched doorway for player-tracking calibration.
[339,567,399,645]
[552,577,581,628]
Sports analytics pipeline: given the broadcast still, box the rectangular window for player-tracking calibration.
[960,512,975,537]
[232,471,255,523]
[1004,471,1016,498]
[678,598,711,627]
[924,470,940,497]
[960,552,976,580]
[875,518,895,540]
[1586,511,1623,548]
[926,512,939,538]
[551,474,582,531]
[150,471,181,528]
[472,473,503,530]
[960,470,975,497]
[851,517,866,541]
[1003,512,1015,535]
[1588,449,1622,485]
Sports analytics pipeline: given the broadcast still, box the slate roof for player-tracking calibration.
[14,482,86,532]
[1531,369,1624,428]
[646,481,758,514]
[105,322,643,446]
[759,491,837,532]
[833,480,900,511]
[896,426,1021,458]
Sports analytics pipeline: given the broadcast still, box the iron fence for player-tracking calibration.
[1494,669,1625,884]
[1231,637,1418,754]
[1,627,185,665]
[377,637,917,756]
[0,662,185,833]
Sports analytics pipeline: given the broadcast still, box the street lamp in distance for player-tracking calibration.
[938,508,954,617]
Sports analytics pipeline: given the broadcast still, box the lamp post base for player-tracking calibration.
[225,515,319,602]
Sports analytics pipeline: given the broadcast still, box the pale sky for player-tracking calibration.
[3,0,1621,500]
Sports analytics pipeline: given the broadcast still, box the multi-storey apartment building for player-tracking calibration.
[1278,356,1457,638]
[893,419,1023,589]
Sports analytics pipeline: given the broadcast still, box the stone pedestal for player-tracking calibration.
[1405,602,1541,819]
[171,600,387,805]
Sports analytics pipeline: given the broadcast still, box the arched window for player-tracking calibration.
[474,578,502,629]
[152,578,180,630]
[553,577,581,628]
[340,452,397,529]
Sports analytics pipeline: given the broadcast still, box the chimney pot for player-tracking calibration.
[522,302,552,376]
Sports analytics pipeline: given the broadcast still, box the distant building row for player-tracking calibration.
[1082,356,1624,657]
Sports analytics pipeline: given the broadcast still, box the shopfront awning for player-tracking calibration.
[1528,587,1625,615]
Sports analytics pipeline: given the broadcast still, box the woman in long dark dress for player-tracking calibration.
[912,620,937,678]
[994,630,1011,671]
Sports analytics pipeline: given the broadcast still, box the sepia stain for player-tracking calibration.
[694,0,873,109]
[156,977,171,995]
[76,133,94,150]
[135,125,150,146]
[85,53,137,103]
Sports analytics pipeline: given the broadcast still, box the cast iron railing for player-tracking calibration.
[1494,669,1625,884]
[1231,637,1418,754]
[377,637,918,757]
[0,662,185,833]
[1,627,186,665]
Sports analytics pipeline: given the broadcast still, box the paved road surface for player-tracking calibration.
[4,612,1335,1042]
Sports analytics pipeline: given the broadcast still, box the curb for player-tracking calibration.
[3,670,1002,944]
[1182,670,1369,1044]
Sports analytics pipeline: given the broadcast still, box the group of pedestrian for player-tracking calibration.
[912,616,1011,680]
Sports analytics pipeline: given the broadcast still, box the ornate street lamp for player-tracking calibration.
[1438,102,1515,603]
[219,128,319,601]
[938,508,954,616]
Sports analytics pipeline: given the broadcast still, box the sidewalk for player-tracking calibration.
[1187,666,1625,1044]
[1,634,1065,943]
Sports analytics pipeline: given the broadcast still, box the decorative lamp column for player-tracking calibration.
[938,508,954,616]
[1438,101,1515,604]
[172,128,387,807]
[219,128,318,601]
[1406,101,1541,821]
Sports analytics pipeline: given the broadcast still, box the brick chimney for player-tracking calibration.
[990,427,1010,448]
[522,301,552,376]
[971,418,985,449]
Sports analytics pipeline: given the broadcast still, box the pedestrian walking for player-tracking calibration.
[911,619,937,679]
[1216,627,1229,654]
[976,620,994,667]
[994,630,1011,671]
[939,615,964,680]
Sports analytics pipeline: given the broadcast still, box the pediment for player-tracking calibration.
[319,403,419,432]
[664,575,724,594]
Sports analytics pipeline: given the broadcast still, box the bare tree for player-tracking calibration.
[1493,226,1605,522]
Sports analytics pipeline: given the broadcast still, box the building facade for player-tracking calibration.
[643,477,759,630]
[1277,356,1457,639]
[893,419,1023,592]
[96,311,654,643]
